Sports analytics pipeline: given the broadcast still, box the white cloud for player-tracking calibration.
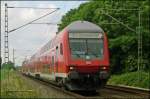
[20,9,36,20]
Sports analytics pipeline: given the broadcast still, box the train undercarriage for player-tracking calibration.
[56,70,109,91]
[23,69,109,91]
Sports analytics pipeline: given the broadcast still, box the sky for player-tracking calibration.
[1,1,87,66]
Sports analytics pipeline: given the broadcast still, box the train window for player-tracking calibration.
[69,38,103,59]
[69,39,86,59]
[69,32,103,39]
[52,56,54,66]
[56,46,58,56]
[56,46,59,66]
[44,64,49,74]
[87,39,103,58]
[60,43,63,55]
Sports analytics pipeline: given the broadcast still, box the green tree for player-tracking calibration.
[2,61,15,70]
[58,0,150,74]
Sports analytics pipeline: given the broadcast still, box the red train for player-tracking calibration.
[22,21,110,91]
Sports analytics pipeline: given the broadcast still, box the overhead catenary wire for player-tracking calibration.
[1,6,59,65]
[7,6,59,9]
[100,7,142,85]
[4,4,60,66]
[102,12,136,33]
[100,8,139,11]
[30,22,59,25]
[8,8,60,33]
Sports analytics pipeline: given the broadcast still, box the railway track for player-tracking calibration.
[21,73,149,99]
[22,73,86,98]
[105,84,150,97]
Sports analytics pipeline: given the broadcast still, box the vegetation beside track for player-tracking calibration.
[107,71,149,89]
[1,69,38,98]
[0,69,73,98]
[1,69,8,80]
[58,0,150,74]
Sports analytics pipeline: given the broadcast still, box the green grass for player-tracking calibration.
[1,69,15,80]
[107,71,150,89]
[0,69,73,98]
[0,69,9,80]
[1,69,38,98]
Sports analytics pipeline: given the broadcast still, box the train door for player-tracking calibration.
[52,56,54,74]
[51,55,56,81]
[55,46,59,73]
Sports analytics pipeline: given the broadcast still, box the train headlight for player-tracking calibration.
[70,66,74,70]
[102,66,107,70]
[100,66,107,70]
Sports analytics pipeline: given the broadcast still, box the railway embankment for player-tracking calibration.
[1,69,149,98]
[0,69,73,98]
[107,71,149,89]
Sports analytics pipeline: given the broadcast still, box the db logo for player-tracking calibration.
[86,61,91,65]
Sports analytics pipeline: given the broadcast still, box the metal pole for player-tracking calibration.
[138,8,142,83]
[0,3,1,67]
[0,4,2,66]
[13,48,15,67]
[138,9,142,72]
[101,8,142,72]
[4,3,9,63]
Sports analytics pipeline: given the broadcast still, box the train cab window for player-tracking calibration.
[60,43,63,55]
[87,39,103,58]
[69,33,104,59]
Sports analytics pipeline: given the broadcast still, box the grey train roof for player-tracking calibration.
[65,21,104,33]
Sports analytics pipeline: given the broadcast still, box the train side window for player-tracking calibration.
[60,43,63,55]
[56,46,58,57]
[52,56,54,66]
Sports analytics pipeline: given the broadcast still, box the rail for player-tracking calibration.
[22,73,86,98]
[105,84,150,96]
[20,72,149,99]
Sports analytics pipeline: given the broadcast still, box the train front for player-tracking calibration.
[65,21,110,91]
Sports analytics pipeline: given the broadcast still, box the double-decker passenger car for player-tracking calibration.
[22,21,110,91]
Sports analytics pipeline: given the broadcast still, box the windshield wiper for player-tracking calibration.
[73,51,80,57]
[90,52,98,57]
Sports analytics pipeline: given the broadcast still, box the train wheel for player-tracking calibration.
[100,79,107,88]
[35,74,40,78]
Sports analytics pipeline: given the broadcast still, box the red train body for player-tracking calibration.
[22,21,110,91]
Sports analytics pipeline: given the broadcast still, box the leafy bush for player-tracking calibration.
[108,71,150,89]
[1,61,15,70]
